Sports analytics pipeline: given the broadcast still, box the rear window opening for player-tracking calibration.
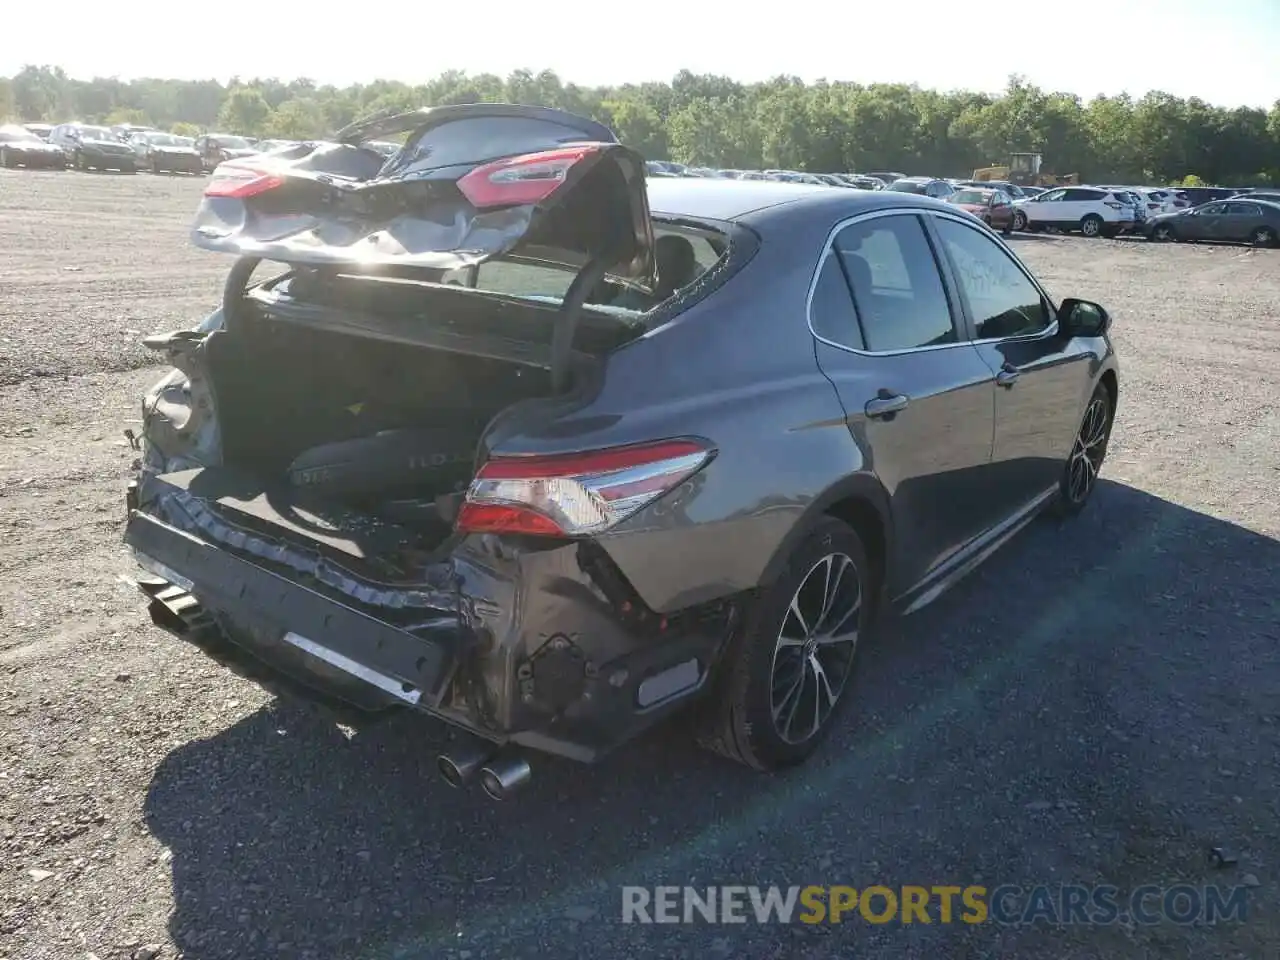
[257,221,730,328]
[437,223,728,315]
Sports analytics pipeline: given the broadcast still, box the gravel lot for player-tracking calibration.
[2,169,1279,960]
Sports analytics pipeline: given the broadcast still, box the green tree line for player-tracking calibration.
[3,65,1279,186]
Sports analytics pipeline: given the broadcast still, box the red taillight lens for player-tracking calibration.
[1104,201,1124,210]
[456,439,714,538]
[456,145,600,209]
[204,163,284,199]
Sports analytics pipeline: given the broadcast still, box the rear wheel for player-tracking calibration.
[75,150,87,171]
[1251,226,1276,248]
[1151,223,1176,242]
[1080,214,1104,238]
[0,148,10,168]
[1012,209,1028,231]
[698,517,870,771]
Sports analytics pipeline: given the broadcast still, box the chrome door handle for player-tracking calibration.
[996,367,1020,388]
[865,393,910,418]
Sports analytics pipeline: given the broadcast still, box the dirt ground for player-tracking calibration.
[1,169,1278,960]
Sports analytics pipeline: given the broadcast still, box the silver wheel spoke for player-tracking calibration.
[787,595,809,638]
[769,551,862,745]
[1067,398,1108,502]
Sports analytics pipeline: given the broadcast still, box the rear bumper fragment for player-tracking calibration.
[126,510,455,708]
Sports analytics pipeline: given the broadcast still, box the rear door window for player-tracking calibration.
[832,215,957,352]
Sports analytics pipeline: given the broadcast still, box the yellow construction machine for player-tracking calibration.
[972,152,1078,187]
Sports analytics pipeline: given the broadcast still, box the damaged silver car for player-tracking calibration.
[125,104,1119,798]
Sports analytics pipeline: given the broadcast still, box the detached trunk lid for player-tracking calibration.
[192,103,655,289]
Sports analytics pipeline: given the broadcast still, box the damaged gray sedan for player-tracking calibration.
[125,104,1119,798]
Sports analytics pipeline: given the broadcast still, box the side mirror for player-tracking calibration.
[1059,298,1111,338]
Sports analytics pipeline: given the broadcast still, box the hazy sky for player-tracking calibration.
[5,0,1279,108]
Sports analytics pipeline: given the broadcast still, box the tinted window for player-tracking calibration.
[1225,202,1262,216]
[1199,203,1226,215]
[1038,189,1066,202]
[809,254,864,349]
[1062,189,1103,201]
[833,215,956,352]
[934,218,1051,340]
[887,180,926,194]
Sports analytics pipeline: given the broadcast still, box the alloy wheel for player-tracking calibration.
[1081,217,1101,237]
[769,552,861,745]
[1067,395,1109,504]
[1253,228,1274,248]
[1013,210,1027,230]
[1154,225,1172,241]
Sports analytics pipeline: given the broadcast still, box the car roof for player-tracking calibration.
[645,177,956,225]
[647,178,835,220]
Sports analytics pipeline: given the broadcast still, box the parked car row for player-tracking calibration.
[1,123,304,175]
[644,163,1280,247]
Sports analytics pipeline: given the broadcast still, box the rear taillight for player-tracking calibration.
[456,439,714,538]
[456,145,600,209]
[204,163,284,199]
[1104,201,1124,210]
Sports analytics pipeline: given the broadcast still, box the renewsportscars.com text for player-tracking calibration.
[621,884,1250,926]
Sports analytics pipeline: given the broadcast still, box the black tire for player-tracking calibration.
[1001,221,1013,236]
[75,150,86,171]
[1251,226,1276,248]
[152,159,162,175]
[1080,214,1104,238]
[1054,383,1113,516]
[1151,224,1176,242]
[0,148,10,168]
[1012,209,1028,231]
[697,517,872,771]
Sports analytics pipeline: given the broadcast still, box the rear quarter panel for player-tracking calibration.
[493,207,868,614]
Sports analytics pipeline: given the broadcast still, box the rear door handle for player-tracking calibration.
[996,367,1020,388]
[864,393,910,418]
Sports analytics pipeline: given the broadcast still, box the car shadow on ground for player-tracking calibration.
[144,480,1280,960]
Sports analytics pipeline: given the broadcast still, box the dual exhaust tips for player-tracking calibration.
[438,744,531,801]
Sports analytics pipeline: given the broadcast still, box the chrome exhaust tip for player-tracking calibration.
[436,744,495,789]
[477,753,533,801]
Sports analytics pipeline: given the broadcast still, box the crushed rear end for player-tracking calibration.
[124,105,734,784]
